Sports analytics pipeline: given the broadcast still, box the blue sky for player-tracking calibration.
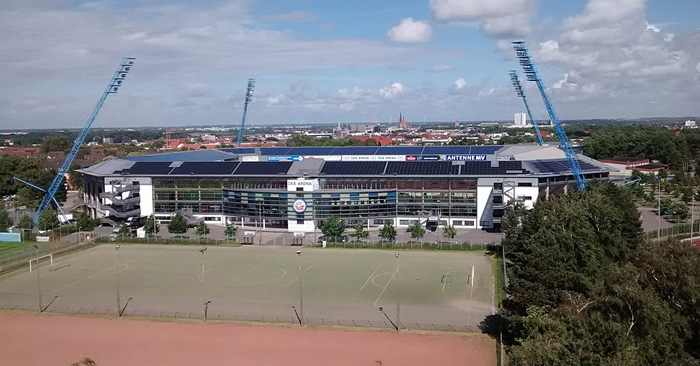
[0,0,698,129]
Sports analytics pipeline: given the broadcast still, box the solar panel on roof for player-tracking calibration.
[233,162,292,175]
[459,161,529,175]
[375,146,425,155]
[287,147,337,156]
[218,148,255,154]
[385,161,458,175]
[126,162,173,175]
[531,159,602,174]
[422,146,471,155]
[469,146,503,154]
[170,162,239,175]
[331,147,380,155]
[259,148,291,156]
[320,161,387,175]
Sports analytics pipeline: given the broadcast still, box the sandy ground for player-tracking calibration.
[0,312,495,366]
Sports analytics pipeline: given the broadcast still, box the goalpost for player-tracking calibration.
[29,254,53,272]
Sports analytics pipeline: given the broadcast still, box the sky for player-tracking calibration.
[0,0,699,129]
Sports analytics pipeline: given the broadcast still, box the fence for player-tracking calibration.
[0,241,93,272]
[0,300,479,332]
[93,235,240,246]
[645,219,700,241]
[310,241,495,251]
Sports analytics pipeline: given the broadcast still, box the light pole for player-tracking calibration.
[296,250,304,325]
[32,245,42,313]
[395,251,400,331]
[199,247,208,321]
[115,245,121,317]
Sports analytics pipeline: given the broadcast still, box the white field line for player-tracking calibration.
[50,255,146,294]
[372,259,404,307]
[208,251,284,296]
[358,264,382,293]
[284,263,316,288]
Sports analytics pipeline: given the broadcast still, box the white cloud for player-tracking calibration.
[429,0,534,38]
[430,63,456,72]
[273,10,318,22]
[454,78,467,90]
[0,2,443,128]
[387,18,432,43]
[526,0,700,115]
[379,82,405,98]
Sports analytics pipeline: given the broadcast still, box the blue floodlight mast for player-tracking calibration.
[30,57,135,224]
[512,41,588,190]
[236,78,256,148]
[509,70,544,146]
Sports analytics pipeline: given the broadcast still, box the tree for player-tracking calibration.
[442,224,456,241]
[0,202,12,231]
[350,220,369,242]
[144,214,159,236]
[18,214,33,231]
[321,215,344,241]
[499,182,700,364]
[41,135,70,153]
[168,213,188,235]
[225,223,238,239]
[195,221,210,237]
[409,221,425,240]
[379,220,397,242]
[286,134,318,147]
[36,209,60,231]
[75,211,99,231]
[118,223,130,237]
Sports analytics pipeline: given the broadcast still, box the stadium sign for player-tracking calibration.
[293,199,307,213]
[268,155,304,162]
[419,155,441,161]
[444,154,488,161]
[341,155,406,161]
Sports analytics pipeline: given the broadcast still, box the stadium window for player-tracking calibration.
[518,182,533,187]
[493,183,503,190]
[296,187,304,192]
[297,219,305,225]
[465,220,475,226]
[493,195,503,204]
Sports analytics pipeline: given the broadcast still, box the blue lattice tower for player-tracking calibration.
[30,57,136,224]
[512,41,588,190]
[509,70,544,146]
[236,78,256,148]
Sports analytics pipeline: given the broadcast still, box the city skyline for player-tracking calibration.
[1,0,699,129]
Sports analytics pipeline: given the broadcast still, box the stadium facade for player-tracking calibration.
[78,145,611,232]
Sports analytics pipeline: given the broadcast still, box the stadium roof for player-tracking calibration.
[78,144,612,178]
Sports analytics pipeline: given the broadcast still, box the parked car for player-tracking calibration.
[317,235,349,243]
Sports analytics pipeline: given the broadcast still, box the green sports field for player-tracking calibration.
[0,244,493,331]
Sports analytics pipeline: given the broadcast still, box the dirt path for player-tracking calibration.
[0,313,495,366]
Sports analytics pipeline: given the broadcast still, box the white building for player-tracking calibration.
[514,113,527,127]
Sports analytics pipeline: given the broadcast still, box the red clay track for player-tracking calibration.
[0,313,495,366]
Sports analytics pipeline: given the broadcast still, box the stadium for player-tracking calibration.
[78,144,612,234]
